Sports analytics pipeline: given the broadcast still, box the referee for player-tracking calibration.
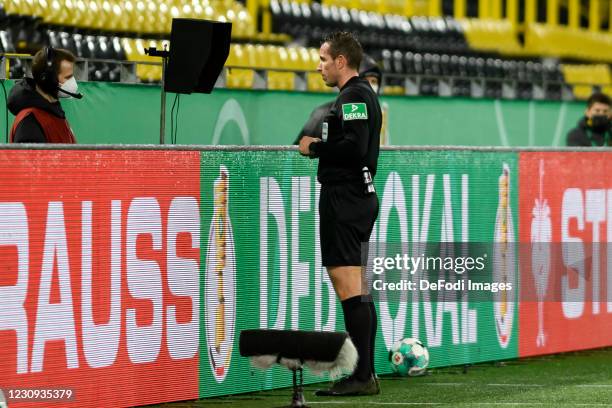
[299,32,381,396]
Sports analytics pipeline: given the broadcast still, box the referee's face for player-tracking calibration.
[318,42,339,88]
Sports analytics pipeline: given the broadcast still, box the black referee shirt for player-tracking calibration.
[309,76,382,185]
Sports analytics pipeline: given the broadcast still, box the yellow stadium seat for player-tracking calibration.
[4,0,34,17]
[238,44,254,67]
[111,0,131,32]
[459,18,523,56]
[24,0,43,17]
[297,46,313,71]
[32,0,49,21]
[158,1,174,33]
[562,64,611,100]
[131,0,151,33]
[253,44,268,69]
[121,38,137,60]
[286,47,300,70]
[122,38,163,83]
[225,43,237,66]
[562,64,611,86]
[78,0,95,29]
[572,85,595,100]
[82,0,105,31]
[307,47,327,92]
[230,5,255,40]
[265,44,280,67]
[227,68,255,89]
[99,0,114,29]
[359,0,377,12]
[525,24,612,63]
[133,39,152,81]
[44,0,70,26]
[71,0,89,28]
[106,1,124,32]
[145,1,165,34]
[269,46,296,90]
[226,44,255,89]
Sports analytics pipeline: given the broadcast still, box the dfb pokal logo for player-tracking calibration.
[493,163,516,349]
[531,160,551,347]
[205,165,237,382]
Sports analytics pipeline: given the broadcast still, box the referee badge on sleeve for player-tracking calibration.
[342,103,368,121]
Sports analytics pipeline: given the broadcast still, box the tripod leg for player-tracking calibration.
[290,368,307,408]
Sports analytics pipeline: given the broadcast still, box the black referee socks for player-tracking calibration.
[369,300,378,375]
[341,294,375,382]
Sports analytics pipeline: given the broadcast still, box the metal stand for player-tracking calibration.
[290,368,307,408]
[145,46,170,145]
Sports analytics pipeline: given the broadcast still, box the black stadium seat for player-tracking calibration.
[60,31,78,56]
[404,52,415,75]
[0,5,7,30]
[47,30,61,49]
[0,29,16,53]
[413,53,423,75]
[0,28,25,79]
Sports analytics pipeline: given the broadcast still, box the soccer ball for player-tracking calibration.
[389,338,429,376]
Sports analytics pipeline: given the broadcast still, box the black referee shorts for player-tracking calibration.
[319,182,379,267]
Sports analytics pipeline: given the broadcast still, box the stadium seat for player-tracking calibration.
[268,46,295,90]
[226,43,255,89]
[121,37,163,83]
[562,64,611,100]
[4,0,33,18]
[0,4,7,27]
[0,0,604,99]
[525,24,612,63]
[459,19,522,56]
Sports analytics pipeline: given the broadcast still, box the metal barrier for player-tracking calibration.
[0,145,609,408]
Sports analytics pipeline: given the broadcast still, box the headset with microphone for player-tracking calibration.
[39,46,83,99]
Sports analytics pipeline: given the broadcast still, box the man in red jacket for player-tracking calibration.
[8,47,79,143]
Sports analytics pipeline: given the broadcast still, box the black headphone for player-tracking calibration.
[38,46,59,94]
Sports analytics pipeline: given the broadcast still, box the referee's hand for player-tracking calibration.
[299,136,320,156]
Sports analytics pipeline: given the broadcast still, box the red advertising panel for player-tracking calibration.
[0,150,200,407]
[519,152,612,357]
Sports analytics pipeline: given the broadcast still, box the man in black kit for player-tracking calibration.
[566,92,611,147]
[298,32,381,396]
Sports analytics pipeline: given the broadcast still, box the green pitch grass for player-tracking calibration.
[147,347,612,407]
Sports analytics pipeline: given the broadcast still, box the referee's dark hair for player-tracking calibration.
[587,92,611,108]
[323,32,363,71]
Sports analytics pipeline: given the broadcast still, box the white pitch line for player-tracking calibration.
[494,100,510,147]
[306,403,612,407]
[574,384,612,388]
[415,382,611,389]
[466,404,612,407]
[308,403,442,406]
[422,383,463,386]
[551,102,567,146]
[486,383,544,387]
[368,404,442,406]
[420,383,543,387]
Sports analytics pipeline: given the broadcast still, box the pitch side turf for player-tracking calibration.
[146,347,612,407]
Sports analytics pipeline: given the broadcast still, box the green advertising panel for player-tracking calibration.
[197,149,519,397]
[374,150,519,368]
[0,81,583,146]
